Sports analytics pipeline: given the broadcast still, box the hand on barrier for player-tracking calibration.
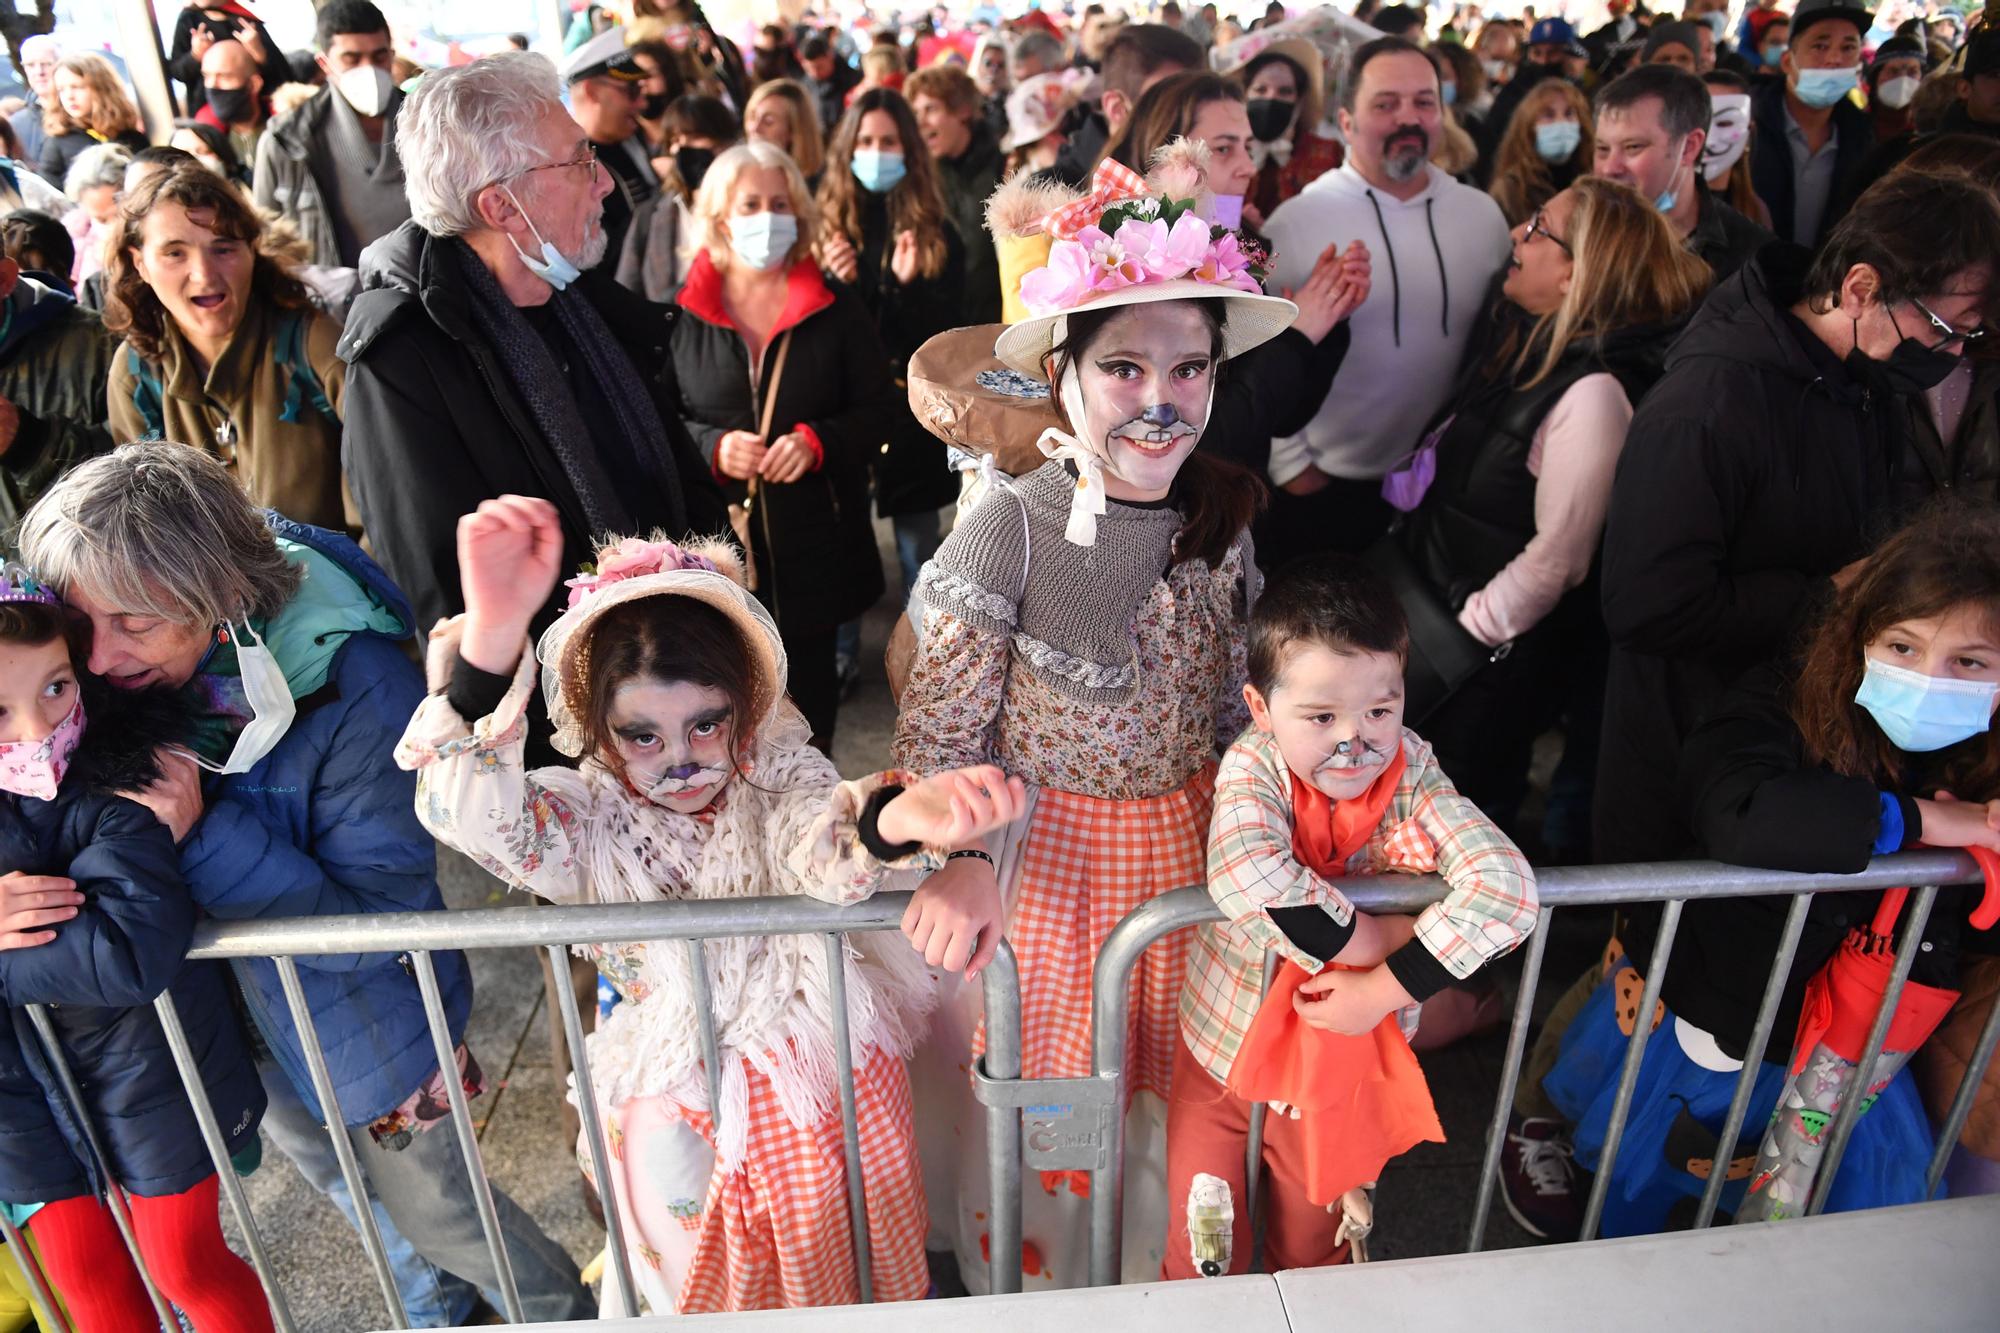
[1332,911,1418,968]
[1915,790,2000,854]
[0,871,81,950]
[902,851,1006,981]
[456,495,565,675]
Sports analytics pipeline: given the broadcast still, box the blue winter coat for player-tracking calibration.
[0,687,264,1205]
[177,517,473,1128]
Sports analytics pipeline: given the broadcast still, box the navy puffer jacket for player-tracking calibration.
[0,686,263,1205]
[177,517,472,1128]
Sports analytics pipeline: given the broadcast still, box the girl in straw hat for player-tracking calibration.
[396,496,1026,1314]
[892,140,1326,1288]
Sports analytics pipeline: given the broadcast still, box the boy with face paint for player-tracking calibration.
[1164,555,1537,1279]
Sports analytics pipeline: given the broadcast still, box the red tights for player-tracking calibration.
[26,1174,273,1333]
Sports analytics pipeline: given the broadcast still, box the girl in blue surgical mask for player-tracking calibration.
[1534,502,2000,1238]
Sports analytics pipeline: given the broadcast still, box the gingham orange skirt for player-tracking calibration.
[674,1043,930,1312]
[981,766,1217,1109]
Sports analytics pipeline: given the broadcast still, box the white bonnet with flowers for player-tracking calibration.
[990,139,1298,546]
[535,535,799,759]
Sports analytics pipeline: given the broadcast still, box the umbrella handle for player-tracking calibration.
[1871,886,1910,940]
[1968,847,2000,931]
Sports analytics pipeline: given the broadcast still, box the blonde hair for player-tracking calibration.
[1489,80,1594,226]
[744,79,825,179]
[1513,176,1710,388]
[859,46,903,84]
[690,141,819,270]
[44,52,140,140]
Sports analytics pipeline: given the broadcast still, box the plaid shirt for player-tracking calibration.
[1178,727,1539,1086]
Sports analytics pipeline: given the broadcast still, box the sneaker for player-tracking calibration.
[1499,1114,1585,1242]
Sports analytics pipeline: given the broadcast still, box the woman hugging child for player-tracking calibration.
[396,497,1024,1315]
[0,565,268,1332]
[1168,555,1540,1276]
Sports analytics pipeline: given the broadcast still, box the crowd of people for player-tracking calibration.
[0,0,1995,1326]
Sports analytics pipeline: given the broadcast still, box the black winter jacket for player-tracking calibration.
[934,122,1006,327]
[1748,79,1872,248]
[337,221,729,638]
[832,189,966,517]
[671,253,891,637]
[1608,659,1990,1057]
[0,686,263,1205]
[0,277,116,545]
[1594,244,1909,864]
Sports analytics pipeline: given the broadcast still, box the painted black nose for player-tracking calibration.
[1140,403,1179,427]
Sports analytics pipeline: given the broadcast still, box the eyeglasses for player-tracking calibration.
[519,144,601,188]
[1524,207,1571,257]
[1909,295,1988,350]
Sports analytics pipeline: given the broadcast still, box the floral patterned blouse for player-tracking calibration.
[894,536,1256,801]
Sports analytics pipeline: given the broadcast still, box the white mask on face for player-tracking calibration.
[335,64,394,118]
[1876,74,1921,109]
[1702,92,1753,176]
[183,620,296,775]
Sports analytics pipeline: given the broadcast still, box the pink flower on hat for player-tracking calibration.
[564,537,718,608]
[1081,224,1145,292]
[1020,236,1094,314]
[1193,231,1262,293]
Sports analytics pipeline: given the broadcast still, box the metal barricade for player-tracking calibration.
[6,891,1026,1331]
[10,849,1998,1328]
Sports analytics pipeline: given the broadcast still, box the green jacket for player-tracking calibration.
[0,276,116,547]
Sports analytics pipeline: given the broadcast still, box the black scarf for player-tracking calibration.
[450,240,685,536]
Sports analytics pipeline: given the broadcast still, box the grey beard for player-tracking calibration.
[574,221,609,273]
[1384,146,1428,182]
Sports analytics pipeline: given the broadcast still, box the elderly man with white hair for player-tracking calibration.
[9,33,59,167]
[339,50,726,652]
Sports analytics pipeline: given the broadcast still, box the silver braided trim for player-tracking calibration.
[1010,629,1136,690]
[915,566,1018,626]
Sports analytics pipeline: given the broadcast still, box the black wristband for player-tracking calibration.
[1896,792,1923,848]
[858,784,924,862]
[948,849,995,869]
[1267,904,1357,966]
[447,647,515,722]
[1385,937,1457,1004]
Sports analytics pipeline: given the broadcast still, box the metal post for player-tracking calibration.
[1468,904,1554,1252]
[274,957,408,1328]
[1694,893,1813,1229]
[686,938,724,1143]
[1244,949,1279,1258]
[410,950,523,1319]
[545,943,636,1315]
[153,992,295,1331]
[981,943,1024,1296]
[822,933,875,1303]
[0,1207,66,1333]
[1926,986,2000,1198]
[108,0,177,134]
[1809,884,1939,1215]
[1579,898,1684,1242]
[24,1005,178,1330]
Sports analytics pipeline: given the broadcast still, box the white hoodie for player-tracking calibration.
[1263,161,1512,484]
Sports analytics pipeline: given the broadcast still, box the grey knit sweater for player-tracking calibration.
[914,461,1188,705]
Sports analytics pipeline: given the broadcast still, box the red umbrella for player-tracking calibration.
[1739,847,2000,1221]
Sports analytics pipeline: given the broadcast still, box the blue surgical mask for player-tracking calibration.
[1442,82,1459,107]
[1701,11,1727,39]
[1763,44,1786,67]
[1534,119,1582,162]
[1855,656,1999,753]
[1794,64,1861,108]
[501,184,581,291]
[851,148,907,193]
[728,211,798,271]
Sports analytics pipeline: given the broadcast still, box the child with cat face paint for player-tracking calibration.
[397,497,1025,1314]
[1166,555,1538,1278]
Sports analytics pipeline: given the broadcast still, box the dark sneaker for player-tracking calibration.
[1500,1114,1585,1242]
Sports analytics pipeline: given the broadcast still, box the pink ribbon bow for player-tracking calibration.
[1041,159,1151,242]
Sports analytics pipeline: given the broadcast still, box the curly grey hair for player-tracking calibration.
[64,141,133,201]
[17,442,301,627]
[397,50,568,237]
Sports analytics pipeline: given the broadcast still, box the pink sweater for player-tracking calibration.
[1457,373,1633,647]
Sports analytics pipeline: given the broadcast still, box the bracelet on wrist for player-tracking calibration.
[948,849,995,869]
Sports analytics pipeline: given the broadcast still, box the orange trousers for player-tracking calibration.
[1162,1038,1349,1280]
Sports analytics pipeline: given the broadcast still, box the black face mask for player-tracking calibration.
[1245,97,1295,143]
[1847,310,1962,395]
[640,92,670,120]
[676,146,716,191]
[205,84,255,124]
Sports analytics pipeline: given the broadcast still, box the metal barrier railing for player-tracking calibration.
[3,892,1026,1331]
[8,850,1997,1329]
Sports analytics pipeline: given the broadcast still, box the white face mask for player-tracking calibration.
[335,64,394,118]
[729,212,798,271]
[184,620,296,775]
[1702,93,1753,177]
[1876,74,1921,109]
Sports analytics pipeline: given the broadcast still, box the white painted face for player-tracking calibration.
[1068,302,1217,501]
[1245,641,1407,801]
[605,676,739,814]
